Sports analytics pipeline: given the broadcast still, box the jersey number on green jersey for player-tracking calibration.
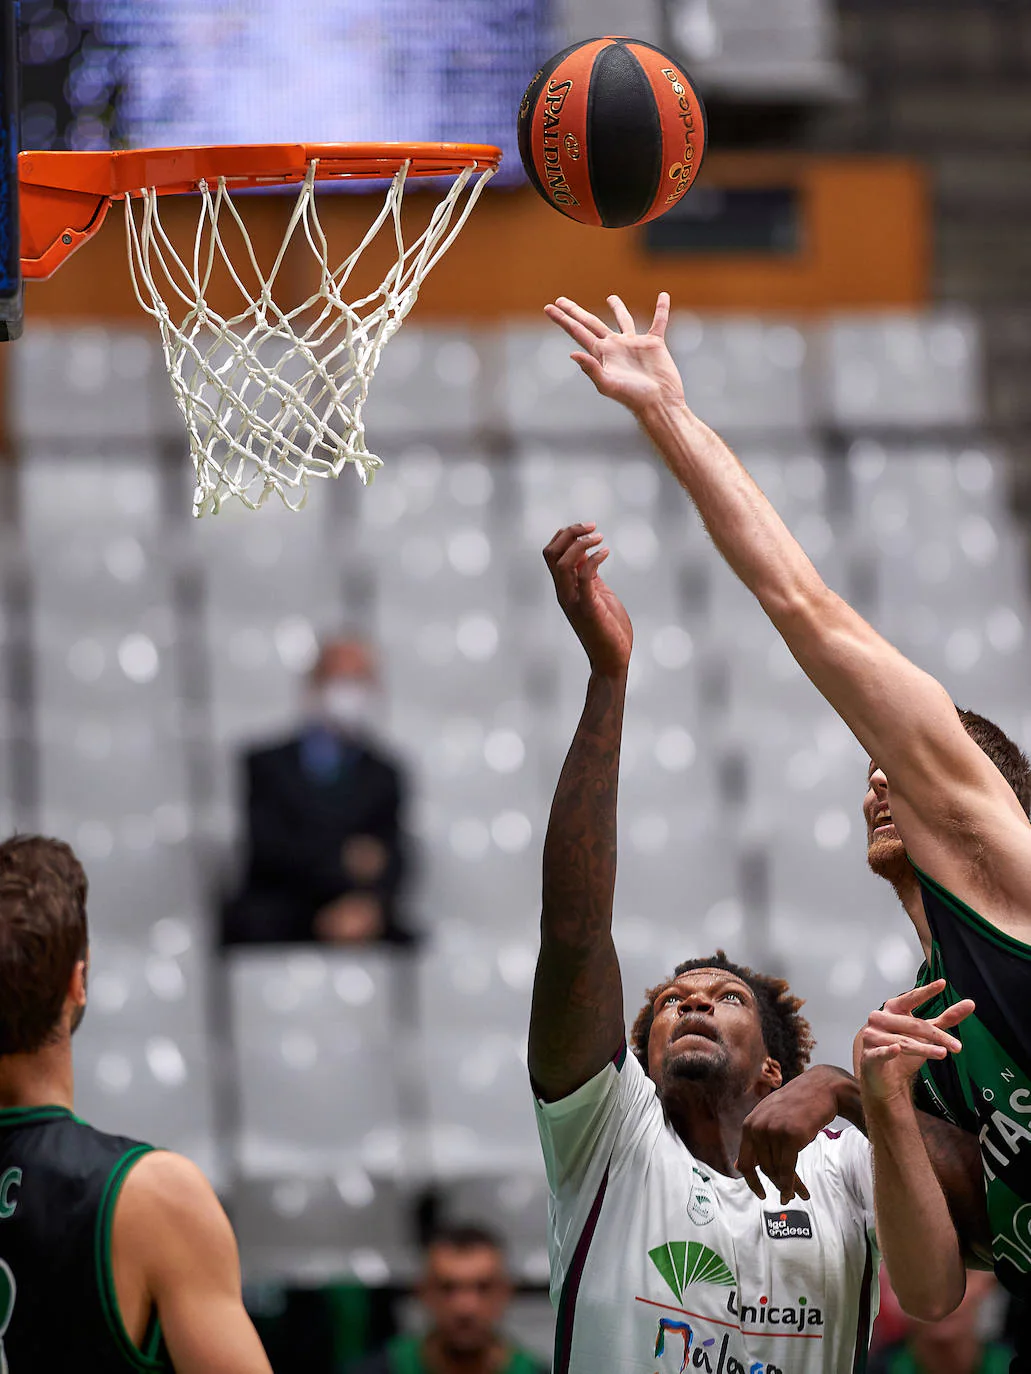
[0,1257,15,1373]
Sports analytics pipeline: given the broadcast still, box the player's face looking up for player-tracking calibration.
[647,969,781,1102]
[863,712,1031,889]
[863,761,910,885]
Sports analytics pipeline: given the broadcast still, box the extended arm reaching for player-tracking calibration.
[529,523,632,1102]
[544,294,1031,921]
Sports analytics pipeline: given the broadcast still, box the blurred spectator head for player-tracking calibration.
[308,635,379,735]
[417,1225,514,1357]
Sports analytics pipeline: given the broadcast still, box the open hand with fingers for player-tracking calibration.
[858,979,976,1107]
[737,1064,857,1205]
[543,523,632,678]
[544,292,687,416]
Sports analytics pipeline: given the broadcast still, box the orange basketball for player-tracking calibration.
[517,35,707,228]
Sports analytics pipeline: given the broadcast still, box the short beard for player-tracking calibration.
[866,835,911,888]
[661,1043,734,1095]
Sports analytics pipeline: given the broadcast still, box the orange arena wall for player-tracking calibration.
[16,154,929,324]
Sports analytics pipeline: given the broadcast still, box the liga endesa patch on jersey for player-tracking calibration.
[763,1210,813,1240]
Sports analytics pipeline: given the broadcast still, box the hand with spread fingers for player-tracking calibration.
[737,1064,858,1205]
[858,979,976,1106]
[542,523,632,678]
[544,293,687,416]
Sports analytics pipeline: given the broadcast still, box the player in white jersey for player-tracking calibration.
[529,525,957,1374]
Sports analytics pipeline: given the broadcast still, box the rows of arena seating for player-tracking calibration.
[1,310,1029,1283]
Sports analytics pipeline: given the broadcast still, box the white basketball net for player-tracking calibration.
[124,158,496,517]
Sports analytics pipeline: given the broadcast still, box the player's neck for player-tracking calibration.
[892,870,931,955]
[662,1083,754,1177]
[0,1040,75,1111]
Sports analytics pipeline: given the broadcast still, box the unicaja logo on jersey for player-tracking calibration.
[649,1240,736,1303]
[725,1287,824,1334]
[648,1240,824,1338]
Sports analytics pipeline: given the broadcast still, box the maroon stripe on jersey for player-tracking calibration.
[553,1165,611,1374]
[851,1235,874,1373]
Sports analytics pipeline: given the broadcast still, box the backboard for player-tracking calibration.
[0,0,21,342]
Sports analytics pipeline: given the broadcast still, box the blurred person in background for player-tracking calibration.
[223,635,413,946]
[870,1270,1011,1374]
[349,1225,546,1374]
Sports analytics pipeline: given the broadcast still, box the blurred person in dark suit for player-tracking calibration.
[870,1270,1010,1374]
[348,1226,546,1374]
[223,636,412,946]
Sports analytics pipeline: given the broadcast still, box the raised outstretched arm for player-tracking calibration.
[529,523,632,1102]
[545,293,1031,933]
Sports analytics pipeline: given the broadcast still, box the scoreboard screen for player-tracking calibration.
[20,0,553,185]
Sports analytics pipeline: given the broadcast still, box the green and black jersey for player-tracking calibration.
[0,1104,172,1372]
[910,866,1031,1300]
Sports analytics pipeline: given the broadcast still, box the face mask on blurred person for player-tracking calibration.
[319,679,376,733]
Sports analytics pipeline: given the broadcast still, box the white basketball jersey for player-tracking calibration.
[535,1045,879,1374]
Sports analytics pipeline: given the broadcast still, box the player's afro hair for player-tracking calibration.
[630,950,815,1084]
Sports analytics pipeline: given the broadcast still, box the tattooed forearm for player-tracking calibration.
[529,670,628,1100]
[543,671,624,946]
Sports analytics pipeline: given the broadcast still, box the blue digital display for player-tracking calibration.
[80,0,553,185]
[0,0,22,339]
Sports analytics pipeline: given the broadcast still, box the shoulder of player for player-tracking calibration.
[796,1123,870,1172]
[114,1150,231,1266]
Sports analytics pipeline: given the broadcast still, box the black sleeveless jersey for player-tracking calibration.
[910,866,1031,1308]
[0,1104,172,1372]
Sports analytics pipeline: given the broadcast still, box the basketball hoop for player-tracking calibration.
[18,143,501,515]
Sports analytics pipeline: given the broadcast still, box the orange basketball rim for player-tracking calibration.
[13,141,503,516]
[18,141,502,279]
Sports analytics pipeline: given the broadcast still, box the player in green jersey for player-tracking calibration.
[545,291,1031,1357]
[0,834,272,1373]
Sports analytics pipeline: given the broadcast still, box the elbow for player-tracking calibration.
[897,1278,966,1325]
[762,575,836,638]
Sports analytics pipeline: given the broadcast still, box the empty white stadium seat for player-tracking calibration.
[73,1002,219,1184]
[19,453,164,540]
[233,1174,417,1284]
[497,327,640,438]
[228,948,407,1178]
[35,710,190,821]
[822,312,982,428]
[10,327,174,443]
[361,328,487,441]
[31,609,182,714]
[668,316,813,433]
[440,1174,551,1284]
